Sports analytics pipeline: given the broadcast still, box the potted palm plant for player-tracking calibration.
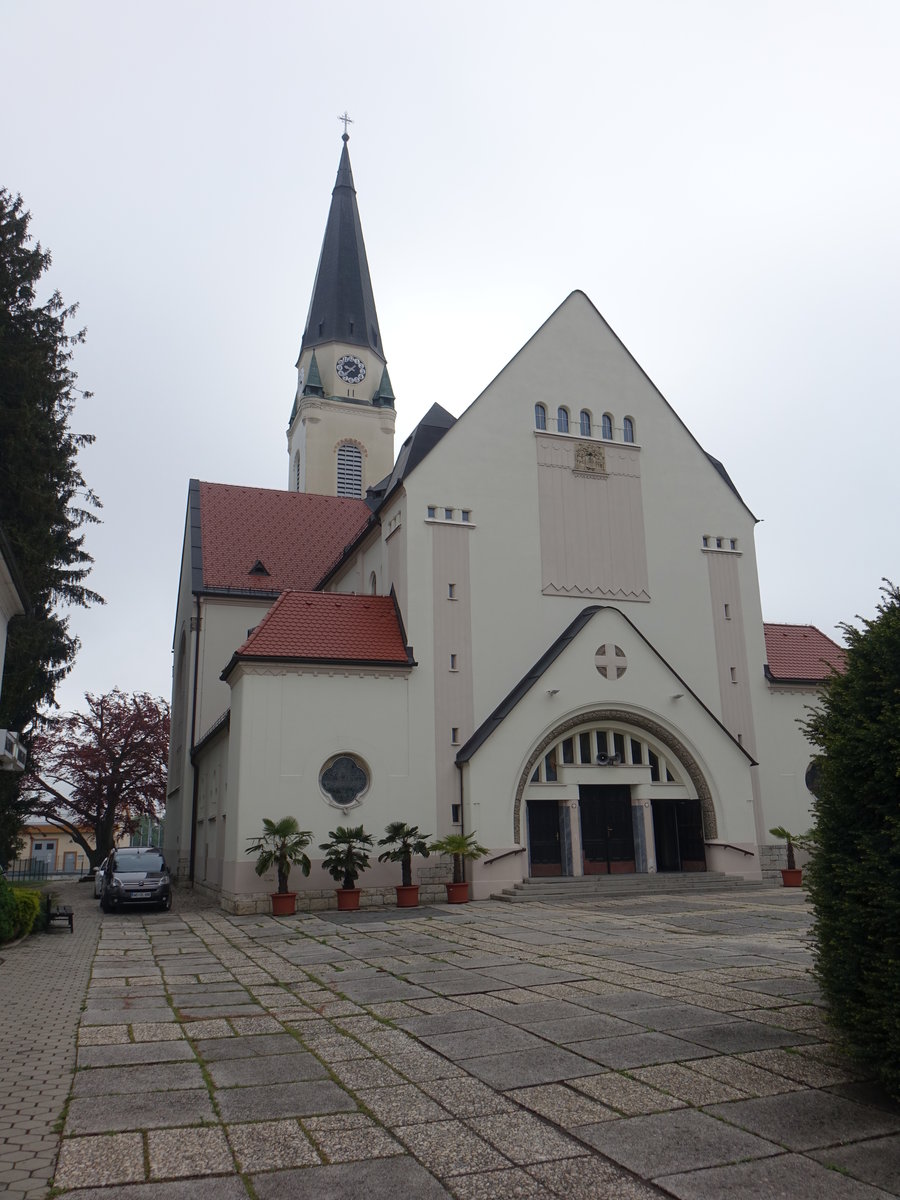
[320,825,374,911]
[378,821,430,907]
[769,826,814,887]
[428,831,488,903]
[246,816,313,915]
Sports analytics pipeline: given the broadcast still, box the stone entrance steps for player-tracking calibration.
[491,871,766,902]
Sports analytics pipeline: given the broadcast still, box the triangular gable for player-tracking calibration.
[457,604,755,765]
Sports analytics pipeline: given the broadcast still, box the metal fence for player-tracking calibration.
[6,859,49,882]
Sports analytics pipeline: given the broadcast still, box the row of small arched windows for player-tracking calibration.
[535,405,635,443]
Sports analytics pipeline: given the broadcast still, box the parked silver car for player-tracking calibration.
[100,848,172,912]
[93,857,108,898]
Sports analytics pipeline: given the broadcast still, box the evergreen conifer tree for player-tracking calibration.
[0,188,102,864]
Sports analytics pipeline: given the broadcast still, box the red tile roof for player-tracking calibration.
[198,482,371,593]
[229,591,411,668]
[764,623,846,683]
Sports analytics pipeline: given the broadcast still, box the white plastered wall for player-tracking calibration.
[220,662,422,908]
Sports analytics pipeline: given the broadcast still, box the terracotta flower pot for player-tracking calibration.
[445,881,470,904]
[395,885,420,907]
[270,892,296,916]
[780,868,803,887]
[336,887,361,911]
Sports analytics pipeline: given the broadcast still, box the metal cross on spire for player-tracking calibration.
[338,111,353,139]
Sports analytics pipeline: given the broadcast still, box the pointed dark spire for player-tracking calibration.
[298,135,384,362]
[372,364,395,408]
[305,351,324,395]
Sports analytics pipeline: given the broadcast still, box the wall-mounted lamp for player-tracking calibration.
[670,693,684,700]
[546,688,560,697]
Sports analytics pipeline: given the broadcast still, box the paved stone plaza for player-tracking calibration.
[1,881,899,1199]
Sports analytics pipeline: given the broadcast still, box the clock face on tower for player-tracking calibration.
[336,354,366,384]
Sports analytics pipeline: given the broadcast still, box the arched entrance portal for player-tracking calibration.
[515,711,717,879]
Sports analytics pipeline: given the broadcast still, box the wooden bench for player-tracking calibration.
[45,896,74,932]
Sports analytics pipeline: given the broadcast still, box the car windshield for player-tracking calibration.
[115,852,164,872]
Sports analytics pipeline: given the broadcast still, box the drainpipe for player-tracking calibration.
[188,595,201,883]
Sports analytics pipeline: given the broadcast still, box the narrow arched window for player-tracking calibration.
[336,443,363,497]
[293,451,302,492]
[534,403,547,430]
[602,413,613,439]
[623,416,635,443]
[369,572,377,595]
[557,407,569,434]
[580,409,592,436]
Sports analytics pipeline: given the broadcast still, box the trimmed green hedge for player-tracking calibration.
[804,583,900,1099]
[0,877,46,940]
[0,876,17,941]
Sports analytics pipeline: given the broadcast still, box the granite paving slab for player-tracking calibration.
[569,1070,685,1115]
[657,1152,894,1199]
[573,1031,716,1069]
[54,1179,250,1200]
[485,999,595,1027]
[355,1083,450,1124]
[468,1110,588,1164]
[525,1013,638,1042]
[395,1010,497,1035]
[577,1107,781,1177]
[333,975,432,1002]
[394,1118,509,1175]
[705,1089,900,1150]
[479,964,588,986]
[251,1156,452,1199]
[191,1033,305,1061]
[809,1133,900,1191]
[65,1088,216,1134]
[213,1079,357,1121]
[77,1040,196,1067]
[621,1003,734,1030]
[226,1119,321,1171]
[207,1051,328,1087]
[81,1007,176,1026]
[71,1061,205,1095]
[146,1126,234,1178]
[175,1002,267,1019]
[508,1082,619,1124]
[528,1156,666,1200]
[459,1046,606,1089]
[419,1023,545,1058]
[401,969,516,995]
[671,1019,816,1053]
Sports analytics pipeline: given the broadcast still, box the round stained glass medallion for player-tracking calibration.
[320,754,369,808]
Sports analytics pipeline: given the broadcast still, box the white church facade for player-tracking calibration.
[165,135,843,912]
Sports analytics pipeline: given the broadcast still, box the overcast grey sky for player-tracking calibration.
[4,0,899,716]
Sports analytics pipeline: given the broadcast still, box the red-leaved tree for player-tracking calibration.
[23,689,169,868]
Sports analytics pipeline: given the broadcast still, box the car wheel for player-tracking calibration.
[160,893,172,912]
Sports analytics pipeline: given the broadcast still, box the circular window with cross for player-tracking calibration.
[595,644,627,679]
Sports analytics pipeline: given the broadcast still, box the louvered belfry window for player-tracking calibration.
[336,443,363,497]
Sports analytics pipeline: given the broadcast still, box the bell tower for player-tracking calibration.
[287,130,396,497]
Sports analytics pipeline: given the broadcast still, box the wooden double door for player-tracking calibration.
[579,785,635,874]
[651,798,707,872]
[526,786,635,876]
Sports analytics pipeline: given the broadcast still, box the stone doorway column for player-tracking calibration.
[631,794,656,874]
[559,799,583,877]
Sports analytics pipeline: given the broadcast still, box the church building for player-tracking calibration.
[165,134,843,912]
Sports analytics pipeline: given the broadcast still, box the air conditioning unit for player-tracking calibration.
[0,730,27,772]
